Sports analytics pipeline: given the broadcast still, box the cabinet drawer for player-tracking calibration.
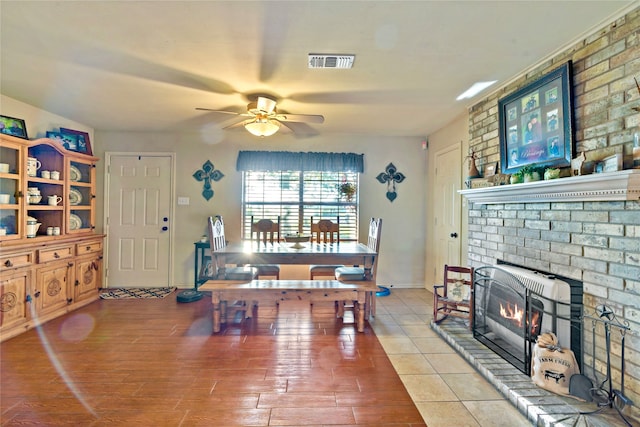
[38,245,74,263]
[76,241,103,256]
[0,251,34,271]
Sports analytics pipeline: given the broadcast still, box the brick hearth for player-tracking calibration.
[431,320,628,427]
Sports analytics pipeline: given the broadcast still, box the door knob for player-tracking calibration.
[450,232,458,238]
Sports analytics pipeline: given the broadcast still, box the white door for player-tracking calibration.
[434,145,462,284]
[104,153,174,288]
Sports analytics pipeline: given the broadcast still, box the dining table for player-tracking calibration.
[200,239,379,332]
[209,240,378,281]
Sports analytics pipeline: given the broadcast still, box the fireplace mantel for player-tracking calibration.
[459,169,640,205]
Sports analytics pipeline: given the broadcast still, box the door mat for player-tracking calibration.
[100,287,177,299]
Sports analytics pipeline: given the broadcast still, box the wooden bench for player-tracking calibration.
[199,279,378,333]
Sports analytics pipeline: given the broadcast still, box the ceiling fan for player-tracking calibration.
[196,96,324,137]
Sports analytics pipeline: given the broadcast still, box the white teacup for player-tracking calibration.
[48,195,63,206]
[0,163,9,173]
[0,194,10,204]
[41,170,51,179]
[51,170,60,180]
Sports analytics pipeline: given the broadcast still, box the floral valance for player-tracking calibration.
[236,151,364,173]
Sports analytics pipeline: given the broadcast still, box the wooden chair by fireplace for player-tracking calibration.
[433,265,474,329]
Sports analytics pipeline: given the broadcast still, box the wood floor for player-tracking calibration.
[0,293,426,426]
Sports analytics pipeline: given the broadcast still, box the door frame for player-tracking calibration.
[102,152,176,288]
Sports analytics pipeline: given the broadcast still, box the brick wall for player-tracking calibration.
[466,7,639,423]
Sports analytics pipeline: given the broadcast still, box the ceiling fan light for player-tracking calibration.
[245,119,280,137]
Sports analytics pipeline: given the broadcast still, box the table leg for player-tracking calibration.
[220,300,228,324]
[356,291,366,332]
[212,292,221,333]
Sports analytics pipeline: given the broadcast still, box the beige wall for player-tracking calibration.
[1,95,93,141]
[95,130,427,288]
[2,94,430,289]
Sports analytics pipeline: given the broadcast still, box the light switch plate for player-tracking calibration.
[177,197,190,205]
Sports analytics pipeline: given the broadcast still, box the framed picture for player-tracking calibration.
[484,161,498,177]
[0,115,28,139]
[46,131,78,150]
[60,128,92,155]
[498,61,574,175]
[601,153,622,173]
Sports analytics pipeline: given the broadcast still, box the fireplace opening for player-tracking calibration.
[472,263,583,374]
[487,284,544,340]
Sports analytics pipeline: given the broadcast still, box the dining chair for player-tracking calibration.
[201,216,259,321]
[202,216,259,281]
[248,216,281,279]
[308,216,344,280]
[334,217,382,318]
[433,264,474,329]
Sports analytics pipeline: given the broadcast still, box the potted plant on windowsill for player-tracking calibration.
[338,182,357,201]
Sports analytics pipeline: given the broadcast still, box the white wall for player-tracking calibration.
[96,130,427,288]
[1,95,93,142]
[1,95,428,289]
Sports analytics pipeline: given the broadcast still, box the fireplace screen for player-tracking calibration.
[473,265,582,374]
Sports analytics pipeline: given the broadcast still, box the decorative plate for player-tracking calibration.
[69,188,83,205]
[69,165,82,182]
[69,214,82,230]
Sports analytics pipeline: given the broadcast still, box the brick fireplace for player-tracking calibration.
[458,176,639,425]
[455,7,640,424]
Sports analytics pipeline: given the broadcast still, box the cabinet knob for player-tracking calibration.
[4,259,13,267]
[54,252,60,259]
[34,291,41,298]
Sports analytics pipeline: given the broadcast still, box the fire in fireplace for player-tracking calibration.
[488,283,544,339]
[473,263,583,374]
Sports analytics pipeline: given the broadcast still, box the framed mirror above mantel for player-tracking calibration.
[459,169,640,205]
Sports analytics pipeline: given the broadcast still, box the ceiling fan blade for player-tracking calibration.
[195,108,240,115]
[279,121,320,138]
[223,119,254,130]
[275,113,324,124]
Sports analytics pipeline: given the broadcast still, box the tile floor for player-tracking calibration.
[374,288,532,427]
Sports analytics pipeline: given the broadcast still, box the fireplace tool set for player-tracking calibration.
[570,305,634,426]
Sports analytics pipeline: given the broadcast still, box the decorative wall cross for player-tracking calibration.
[376,162,406,202]
[193,160,224,201]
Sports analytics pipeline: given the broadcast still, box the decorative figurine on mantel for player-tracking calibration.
[467,149,481,179]
[571,152,586,176]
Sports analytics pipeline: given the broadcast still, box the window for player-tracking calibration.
[242,171,359,240]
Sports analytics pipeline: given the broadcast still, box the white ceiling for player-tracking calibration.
[1,1,635,139]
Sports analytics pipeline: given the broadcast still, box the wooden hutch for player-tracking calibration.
[0,133,103,342]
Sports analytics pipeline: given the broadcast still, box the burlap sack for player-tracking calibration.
[531,332,579,395]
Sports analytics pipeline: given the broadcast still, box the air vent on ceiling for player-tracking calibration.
[308,54,354,69]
